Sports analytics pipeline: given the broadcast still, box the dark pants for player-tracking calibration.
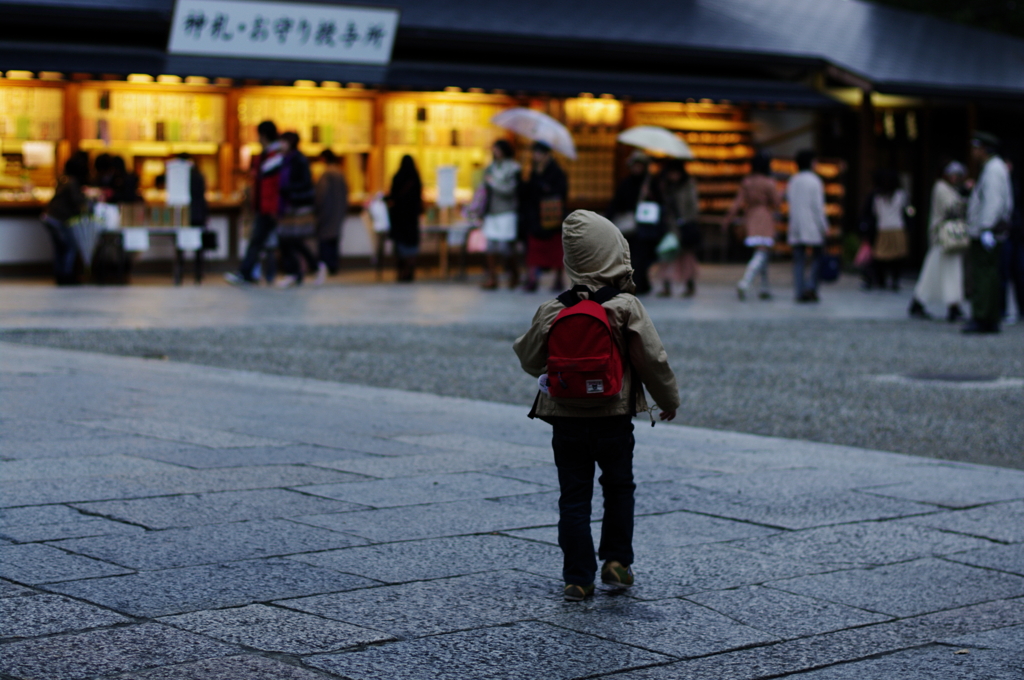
[550,415,636,587]
[279,236,319,281]
[320,238,340,274]
[1000,235,1024,318]
[42,217,79,285]
[970,238,1003,327]
[874,259,902,290]
[792,245,822,298]
[239,214,277,281]
[627,234,660,295]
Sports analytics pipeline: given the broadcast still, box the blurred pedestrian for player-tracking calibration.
[655,159,700,297]
[388,154,423,283]
[513,210,679,602]
[786,150,829,302]
[316,149,348,277]
[41,154,89,285]
[865,170,910,291]
[107,156,141,204]
[724,152,780,300]
[522,141,568,292]
[176,153,208,228]
[275,131,321,288]
[998,159,1023,324]
[963,131,1014,334]
[481,139,521,290]
[226,120,284,285]
[608,151,661,295]
[909,162,967,321]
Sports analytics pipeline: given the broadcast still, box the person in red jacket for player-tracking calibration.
[226,121,285,285]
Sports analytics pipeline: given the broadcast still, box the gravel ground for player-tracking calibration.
[3,319,1022,470]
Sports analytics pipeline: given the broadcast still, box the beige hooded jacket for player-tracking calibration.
[513,210,681,419]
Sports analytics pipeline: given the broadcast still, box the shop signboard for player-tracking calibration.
[168,0,399,65]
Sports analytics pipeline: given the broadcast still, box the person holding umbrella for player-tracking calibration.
[521,141,569,292]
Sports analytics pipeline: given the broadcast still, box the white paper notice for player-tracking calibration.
[168,0,399,65]
[165,159,192,207]
[176,228,203,251]
[21,141,55,168]
[436,165,457,208]
[122,229,150,252]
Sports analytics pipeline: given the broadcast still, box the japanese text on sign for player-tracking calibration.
[168,0,398,65]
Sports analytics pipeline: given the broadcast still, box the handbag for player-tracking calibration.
[656,232,680,262]
[277,206,316,238]
[853,242,872,268]
[539,196,564,230]
[937,218,969,253]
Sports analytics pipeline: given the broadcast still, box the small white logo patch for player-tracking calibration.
[586,379,604,394]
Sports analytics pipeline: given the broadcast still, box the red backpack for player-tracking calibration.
[546,285,624,400]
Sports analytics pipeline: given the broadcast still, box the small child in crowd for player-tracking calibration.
[513,210,680,601]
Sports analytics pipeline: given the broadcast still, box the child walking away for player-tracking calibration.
[513,210,680,602]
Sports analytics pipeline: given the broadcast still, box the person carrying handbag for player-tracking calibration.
[522,141,569,292]
[607,151,662,295]
[909,162,968,321]
[655,159,701,297]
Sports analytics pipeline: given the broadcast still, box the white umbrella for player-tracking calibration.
[491,108,577,160]
[617,125,694,159]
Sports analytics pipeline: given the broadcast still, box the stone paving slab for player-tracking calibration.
[293,499,556,542]
[771,558,1024,618]
[0,543,133,584]
[159,604,395,654]
[0,592,131,638]
[942,622,1024,652]
[46,558,377,617]
[297,471,550,508]
[539,595,778,658]
[53,519,369,570]
[280,570,560,639]
[304,621,674,680]
[74,418,291,449]
[71,488,366,529]
[3,342,1024,680]
[784,644,1023,679]
[903,500,1024,543]
[289,533,563,582]
[730,522,996,567]
[948,543,1024,577]
[685,585,892,639]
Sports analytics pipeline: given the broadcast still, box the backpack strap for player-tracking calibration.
[556,284,620,308]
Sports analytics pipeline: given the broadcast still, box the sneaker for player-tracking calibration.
[275,275,298,289]
[601,561,634,589]
[314,262,328,286]
[563,583,595,602]
[224,272,253,286]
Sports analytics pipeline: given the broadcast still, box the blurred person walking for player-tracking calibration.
[315,149,348,279]
[786,150,829,302]
[909,162,967,321]
[863,170,910,291]
[226,121,285,285]
[275,131,321,287]
[522,141,568,292]
[41,154,89,285]
[654,159,700,297]
[481,140,521,289]
[963,132,1014,334]
[724,152,780,300]
[998,160,1023,324]
[387,154,423,283]
[608,151,661,295]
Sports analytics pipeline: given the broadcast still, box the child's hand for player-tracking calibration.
[659,409,677,421]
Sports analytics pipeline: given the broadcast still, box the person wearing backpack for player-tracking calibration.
[513,210,680,602]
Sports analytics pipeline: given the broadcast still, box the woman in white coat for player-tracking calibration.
[909,162,967,322]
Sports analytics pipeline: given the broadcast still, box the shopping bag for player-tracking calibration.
[853,242,872,269]
[466,227,487,253]
[656,232,680,262]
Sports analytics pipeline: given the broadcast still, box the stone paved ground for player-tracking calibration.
[2,340,1023,680]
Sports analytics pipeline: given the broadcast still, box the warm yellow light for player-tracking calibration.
[157,75,182,84]
[321,81,341,89]
[185,76,209,84]
[444,86,462,93]
[214,77,233,86]
[346,82,365,89]
[578,92,594,98]
[39,71,64,81]
[294,80,317,88]
[127,73,154,83]
[468,87,484,94]
[599,93,615,99]
[6,70,33,80]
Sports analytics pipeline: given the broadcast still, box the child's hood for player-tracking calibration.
[562,210,636,294]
